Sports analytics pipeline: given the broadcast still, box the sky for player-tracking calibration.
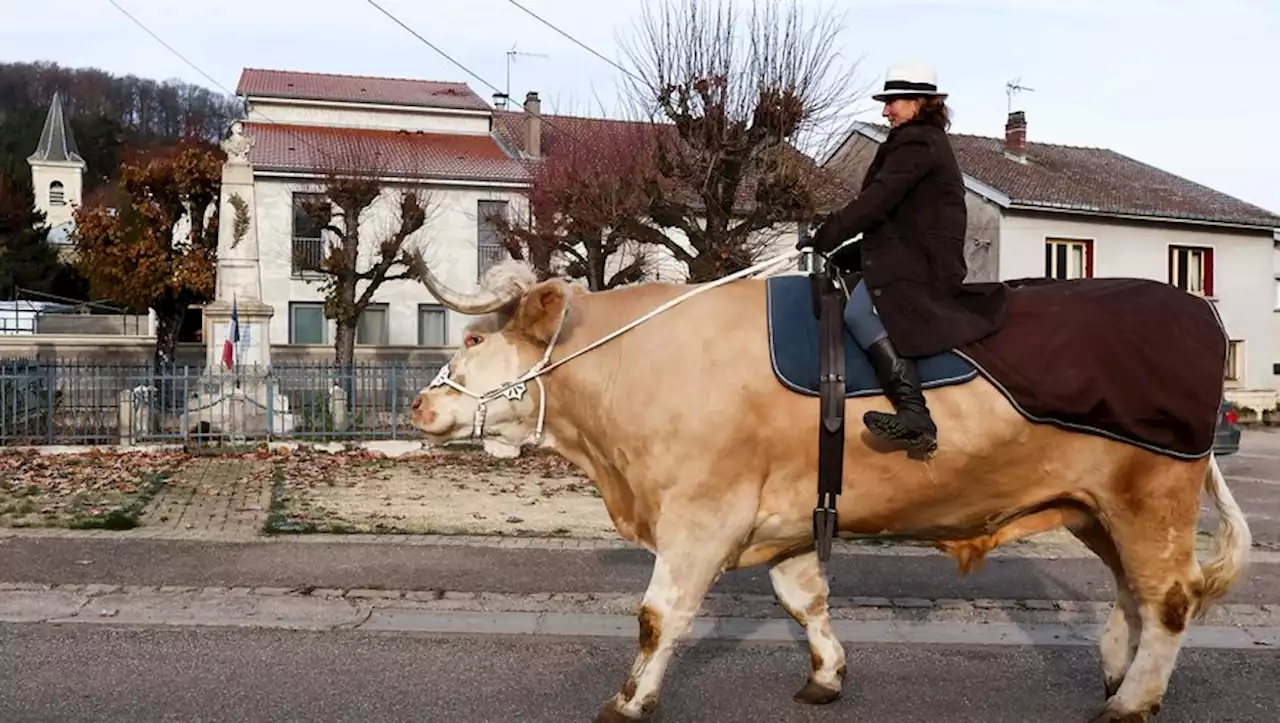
[2,0,1277,216]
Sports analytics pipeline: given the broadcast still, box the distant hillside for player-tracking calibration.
[0,60,244,194]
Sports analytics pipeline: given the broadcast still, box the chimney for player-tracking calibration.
[524,91,541,159]
[492,92,508,110]
[1004,110,1027,161]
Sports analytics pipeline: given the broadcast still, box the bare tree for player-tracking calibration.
[617,0,867,281]
[490,117,661,290]
[292,138,436,370]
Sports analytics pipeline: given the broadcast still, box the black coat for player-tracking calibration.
[811,119,1007,358]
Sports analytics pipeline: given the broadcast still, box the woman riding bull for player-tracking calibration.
[800,62,1007,453]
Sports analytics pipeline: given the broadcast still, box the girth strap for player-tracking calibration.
[812,265,847,562]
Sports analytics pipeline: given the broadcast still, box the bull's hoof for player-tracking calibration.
[1103,676,1123,700]
[1088,701,1150,723]
[793,679,842,705]
[594,702,641,723]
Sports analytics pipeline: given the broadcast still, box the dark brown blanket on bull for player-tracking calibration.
[954,276,1227,459]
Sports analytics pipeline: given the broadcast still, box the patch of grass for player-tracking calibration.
[65,470,171,531]
[0,453,183,530]
[262,463,316,534]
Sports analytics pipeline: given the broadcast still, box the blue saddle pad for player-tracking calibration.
[765,275,978,398]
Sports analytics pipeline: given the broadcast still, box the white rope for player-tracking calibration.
[518,247,805,383]
[428,247,808,442]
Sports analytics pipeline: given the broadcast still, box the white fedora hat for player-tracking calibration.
[872,62,948,102]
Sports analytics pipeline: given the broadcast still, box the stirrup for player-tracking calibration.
[863,410,938,455]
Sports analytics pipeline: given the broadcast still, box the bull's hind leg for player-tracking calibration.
[1089,465,1205,723]
[1069,518,1141,700]
[769,549,847,704]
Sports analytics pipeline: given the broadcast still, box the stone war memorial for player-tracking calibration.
[123,121,297,443]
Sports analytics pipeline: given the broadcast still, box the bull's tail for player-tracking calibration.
[1195,453,1251,618]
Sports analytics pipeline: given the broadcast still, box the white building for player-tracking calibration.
[221,67,804,364]
[824,112,1280,409]
[225,68,534,360]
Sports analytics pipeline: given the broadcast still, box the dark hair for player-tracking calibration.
[912,96,951,131]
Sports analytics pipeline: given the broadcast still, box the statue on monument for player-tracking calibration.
[221,121,255,165]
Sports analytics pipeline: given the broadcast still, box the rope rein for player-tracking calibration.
[427,246,817,443]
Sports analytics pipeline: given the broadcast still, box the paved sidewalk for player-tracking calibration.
[138,456,271,537]
[3,536,1278,605]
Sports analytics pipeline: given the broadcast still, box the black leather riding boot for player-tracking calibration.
[862,337,938,453]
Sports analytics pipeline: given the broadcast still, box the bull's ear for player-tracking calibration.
[514,280,570,343]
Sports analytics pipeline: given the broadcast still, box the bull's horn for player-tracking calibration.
[410,253,517,315]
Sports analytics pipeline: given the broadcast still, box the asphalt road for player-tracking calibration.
[0,624,1273,723]
[4,536,1280,604]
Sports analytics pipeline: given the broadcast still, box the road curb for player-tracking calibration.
[2,585,1276,650]
[3,584,1278,638]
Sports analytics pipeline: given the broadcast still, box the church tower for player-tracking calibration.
[27,91,86,230]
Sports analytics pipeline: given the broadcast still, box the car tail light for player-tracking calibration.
[1224,408,1239,425]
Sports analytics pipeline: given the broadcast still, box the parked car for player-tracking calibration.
[1215,399,1241,456]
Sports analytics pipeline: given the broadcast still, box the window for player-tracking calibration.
[289,302,327,344]
[1044,238,1092,279]
[292,192,328,275]
[1168,245,1213,296]
[1225,340,1243,382]
[418,304,448,346]
[477,200,510,281]
[356,304,389,346]
[49,181,65,205]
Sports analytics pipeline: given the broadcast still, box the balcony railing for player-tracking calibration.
[292,236,326,276]
[477,242,509,281]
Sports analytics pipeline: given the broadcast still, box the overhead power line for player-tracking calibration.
[502,0,645,85]
[362,0,602,141]
[105,0,340,163]
[105,0,240,99]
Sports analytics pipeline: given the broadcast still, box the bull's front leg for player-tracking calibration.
[769,548,847,703]
[594,546,729,722]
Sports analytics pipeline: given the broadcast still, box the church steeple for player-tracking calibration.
[27,91,86,230]
[28,91,84,165]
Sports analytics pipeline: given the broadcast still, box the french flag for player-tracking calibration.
[221,296,239,370]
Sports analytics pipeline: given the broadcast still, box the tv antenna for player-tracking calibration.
[498,44,549,108]
[1006,77,1035,114]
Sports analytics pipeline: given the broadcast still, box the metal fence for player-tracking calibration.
[0,358,445,446]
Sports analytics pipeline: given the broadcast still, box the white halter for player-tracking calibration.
[425,303,569,443]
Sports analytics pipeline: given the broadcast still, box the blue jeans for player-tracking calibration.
[843,279,888,349]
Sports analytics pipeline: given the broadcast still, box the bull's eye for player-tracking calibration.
[464,332,484,348]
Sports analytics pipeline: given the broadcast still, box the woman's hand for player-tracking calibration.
[796,213,832,250]
[808,216,844,252]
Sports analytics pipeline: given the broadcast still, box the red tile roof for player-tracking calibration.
[492,110,667,158]
[242,122,530,184]
[848,123,1280,229]
[236,68,490,112]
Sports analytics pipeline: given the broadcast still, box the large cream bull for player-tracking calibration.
[408,258,1250,723]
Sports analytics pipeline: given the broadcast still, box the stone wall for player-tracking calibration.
[36,314,151,335]
[0,336,204,366]
[0,337,454,369]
